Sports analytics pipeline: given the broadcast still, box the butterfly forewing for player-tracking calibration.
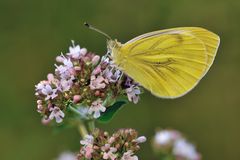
[116,27,220,98]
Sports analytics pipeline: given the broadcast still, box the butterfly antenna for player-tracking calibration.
[84,22,112,40]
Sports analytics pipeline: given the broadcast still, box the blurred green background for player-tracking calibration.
[0,0,240,159]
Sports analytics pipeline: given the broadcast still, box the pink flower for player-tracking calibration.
[125,85,140,104]
[84,145,94,159]
[60,79,73,92]
[67,41,87,59]
[41,84,58,100]
[103,147,117,160]
[89,75,108,90]
[154,130,181,146]
[55,56,74,81]
[80,135,94,146]
[101,144,111,152]
[56,151,76,160]
[88,99,106,118]
[49,107,65,123]
[35,81,48,91]
[80,135,94,159]
[173,139,201,160]
[121,150,138,160]
[103,68,121,83]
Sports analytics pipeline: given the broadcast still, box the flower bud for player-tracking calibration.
[47,73,54,81]
[100,93,105,98]
[37,105,43,113]
[135,136,147,143]
[92,65,101,75]
[74,66,81,71]
[73,95,81,104]
[41,117,51,125]
[108,137,115,144]
[92,55,100,65]
[94,90,101,96]
[56,56,64,63]
[37,100,42,105]
[80,48,87,56]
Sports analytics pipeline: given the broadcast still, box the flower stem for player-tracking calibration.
[68,105,82,116]
[68,105,88,138]
[78,121,88,138]
[88,120,95,133]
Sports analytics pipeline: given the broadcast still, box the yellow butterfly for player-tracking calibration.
[85,23,220,98]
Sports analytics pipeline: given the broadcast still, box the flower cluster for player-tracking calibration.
[77,128,146,160]
[56,151,76,160]
[152,129,201,160]
[35,41,141,124]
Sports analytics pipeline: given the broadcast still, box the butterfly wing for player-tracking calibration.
[116,27,220,98]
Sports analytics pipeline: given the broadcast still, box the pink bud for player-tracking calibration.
[48,103,52,109]
[56,56,64,63]
[37,105,43,113]
[108,137,115,144]
[74,66,81,71]
[92,55,100,65]
[47,73,54,81]
[41,117,51,125]
[37,100,42,105]
[80,48,87,56]
[92,65,101,75]
[73,95,81,104]
[94,90,101,96]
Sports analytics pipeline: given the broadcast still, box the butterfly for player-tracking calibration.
[85,23,220,98]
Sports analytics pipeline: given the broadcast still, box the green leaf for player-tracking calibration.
[97,100,127,123]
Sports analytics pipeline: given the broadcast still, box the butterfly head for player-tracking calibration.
[107,39,126,68]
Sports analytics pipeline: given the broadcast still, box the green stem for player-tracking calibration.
[68,105,82,116]
[68,105,88,138]
[88,120,96,133]
[78,121,88,138]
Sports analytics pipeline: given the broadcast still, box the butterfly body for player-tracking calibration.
[107,27,220,98]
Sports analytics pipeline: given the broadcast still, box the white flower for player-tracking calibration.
[35,81,47,91]
[103,147,117,160]
[56,151,76,160]
[49,107,65,123]
[67,41,87,59]
[173,139,200,160]
[41,84,58,100]
[88,99,106,118]
[103,68,121,83]
[154,130,180,146]
[80,135,94,146]
[126,85,140,104]
[55,65,72,80]
[60,78,73,92]
[55,56,74,81]
[89,75,108,90]
[121,150,138,160]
